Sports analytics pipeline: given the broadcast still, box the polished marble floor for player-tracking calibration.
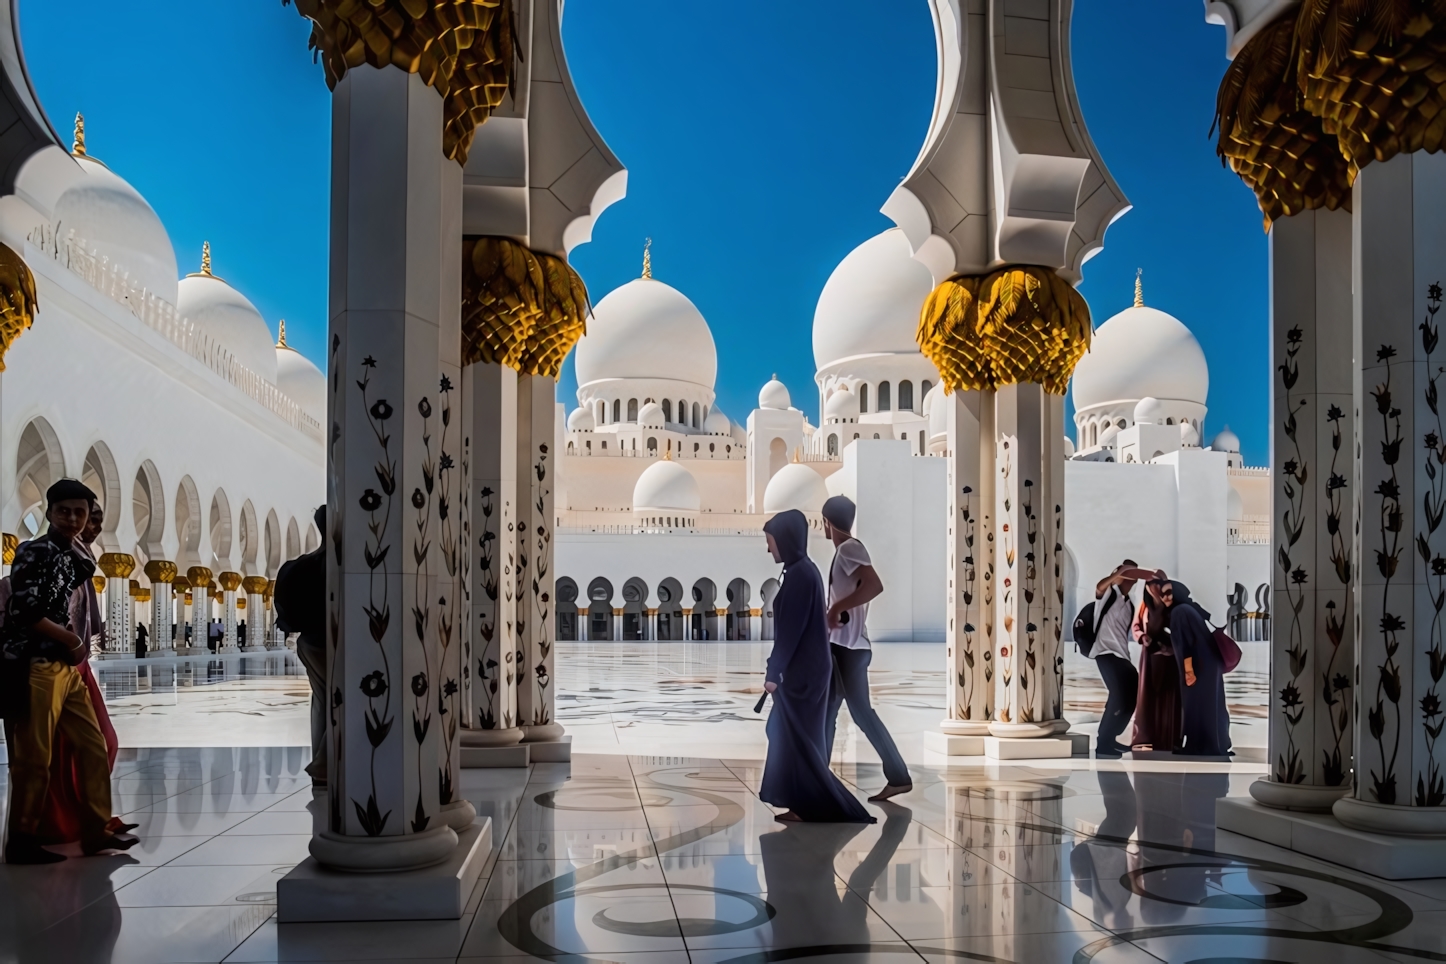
[3,747,1444,963]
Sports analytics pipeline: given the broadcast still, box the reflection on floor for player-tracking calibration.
[3,748,1443,963]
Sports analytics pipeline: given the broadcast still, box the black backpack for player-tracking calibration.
[273,547,325,639]
[1073,589,1117,657]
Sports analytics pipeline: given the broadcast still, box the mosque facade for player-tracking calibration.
[555,233,1272,644]
[0,121,324,651]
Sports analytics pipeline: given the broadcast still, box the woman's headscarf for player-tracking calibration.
[1166,581,1211,623]
[763,510,809,566]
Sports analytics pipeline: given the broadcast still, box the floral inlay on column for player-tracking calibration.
[1368,342,1404,805]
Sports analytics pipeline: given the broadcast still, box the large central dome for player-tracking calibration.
[574,276,717,389]
[812,228,934,371]
[1071,304,1208,412]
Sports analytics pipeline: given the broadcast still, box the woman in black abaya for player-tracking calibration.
[1161,580,1231,757]
[759,510,874,824]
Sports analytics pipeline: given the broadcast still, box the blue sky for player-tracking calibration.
[19,0,1268,464]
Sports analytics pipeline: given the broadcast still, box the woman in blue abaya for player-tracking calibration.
[1156,580,1231,757]
[759,510,874,824]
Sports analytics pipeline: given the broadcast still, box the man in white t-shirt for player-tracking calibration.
[820,495,911,801]
[1089,559,1141,758]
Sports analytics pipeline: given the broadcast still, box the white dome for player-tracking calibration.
[813,228,933,370]
[568,407,595,431]
[1063,435,1076,458]
[1133,396,1167,425]
[763,462,829,514]
[731,421,748,445]
[1181,421,1200,447]
[926,384,946,440]
[574,277,717,389]
[704,408,730,434]
[633,460,701,511]
[1211,426,1241,453]
[177,268,278,383]
[53,155,178,304]
[1071,304,1209,411]
[825,386,859,420]
[276,337,325,422]
[638,400,665,427]
[759,376,791,411]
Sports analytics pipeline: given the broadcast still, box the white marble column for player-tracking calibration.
[218,571,241,652]
[990,384,1069,743]
[187,567,212,653]
[318,65,461,870]
[144,560,176,656]
[1250,207,1357,812]
[461,362,522,745]
[97,553,134,656]
[126,580,138,654]
[944,389,995,737]
[243,576,268,650]
[516,373,562,741]
[1338,152,1446,833]
[173,576,190,651]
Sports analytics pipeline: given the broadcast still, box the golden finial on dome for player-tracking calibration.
[71,113,86,156]
[642,238,652,279]
[201,241,212,276]
[1133,268,1144,308]
[662,444,672,461]
[276,318,289,349]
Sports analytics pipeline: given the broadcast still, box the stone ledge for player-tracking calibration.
[526,734,572,762]
[461,744,530,768]
[1216,796,1446,880]
[923,731,985,756]
[984,736,1073,760]
[276,818,491,922]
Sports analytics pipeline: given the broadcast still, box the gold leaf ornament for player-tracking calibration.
[285,0,516,165]
[0,243,37,372]
[916,267,1091,396]
[461,237,589,379]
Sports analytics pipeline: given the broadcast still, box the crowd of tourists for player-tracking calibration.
[1081,560,1234,759]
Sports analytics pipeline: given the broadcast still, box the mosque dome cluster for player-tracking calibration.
[54,153,178,304]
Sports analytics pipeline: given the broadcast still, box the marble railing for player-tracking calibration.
[26,226,323,442]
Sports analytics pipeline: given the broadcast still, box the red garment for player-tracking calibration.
[36,660,119,844]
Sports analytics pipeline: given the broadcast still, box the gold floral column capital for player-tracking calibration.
[143,559,177,584]
[462,236,589,379]
[285,0,516,165]
[218,570,244,592]
[2,533,18,566]
[0,242,38,372]
[242,575,270,595]
[98,552,136,579]
[187,566,214,590]
[916,266,1091,396]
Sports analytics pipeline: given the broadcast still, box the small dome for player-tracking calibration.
[813,228,934,370]
[1071,303,1209,411]
[1133,397,1167,425]
[568,407,595,431]
[574,276,717,390]
[1181,421,1200,447]
[825,386,859,420]
[926,384,947,440]
[1063,435,1076,458]
[1227,485,1244,520]
[638,400,665,427]
[731,420,748,445]
[1211,426,1241,453]
[704,408,730,434]
[759,376,791,411]
[763,462,829,514]
[176,253,278,383]
[53,154,178,304]
[275,327,325,422]
[633,459,701,511]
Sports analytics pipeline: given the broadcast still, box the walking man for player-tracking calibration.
[1089,560,1141,758]
[820,495,912,801]
[1,479,137,862]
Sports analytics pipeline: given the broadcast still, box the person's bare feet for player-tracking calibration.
[774,810,803,822]
[868,783,912,802]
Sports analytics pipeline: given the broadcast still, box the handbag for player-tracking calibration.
[1211,625,1243,673]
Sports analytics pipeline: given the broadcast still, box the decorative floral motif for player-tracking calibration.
[435,375,460,809]
[410,391,435,833]
[1369,343,1404,805]
[1418,284,1446,808]
[1275,324,1310,785]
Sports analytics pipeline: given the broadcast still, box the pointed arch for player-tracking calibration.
[132,460,166,559]
[209,488,234,569]
[15,417,64,539]
[175,475,202,568]
[238,500,260,572]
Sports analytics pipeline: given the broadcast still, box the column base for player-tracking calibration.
[939,719,991,736]
[522,722,566,743]
[461,744,531,767]
[527,734,572,762]
[279,818,489,921]
[988,720,1070,739]
[924,731,985,756]
[437,799,476,832]
[309,824,457,872]
[460,726,524,748]
[984,736,1075,760]
[1333,794,1446,835]
[1248,778,1349,813]
[1217,796,1446,879]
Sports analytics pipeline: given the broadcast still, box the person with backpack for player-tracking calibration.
[273,505,327,787]
[1151,578,1232,757]
[1077,560,1140,759]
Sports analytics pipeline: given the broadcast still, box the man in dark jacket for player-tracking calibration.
[274,505,326,787]
[2,479,137,862]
